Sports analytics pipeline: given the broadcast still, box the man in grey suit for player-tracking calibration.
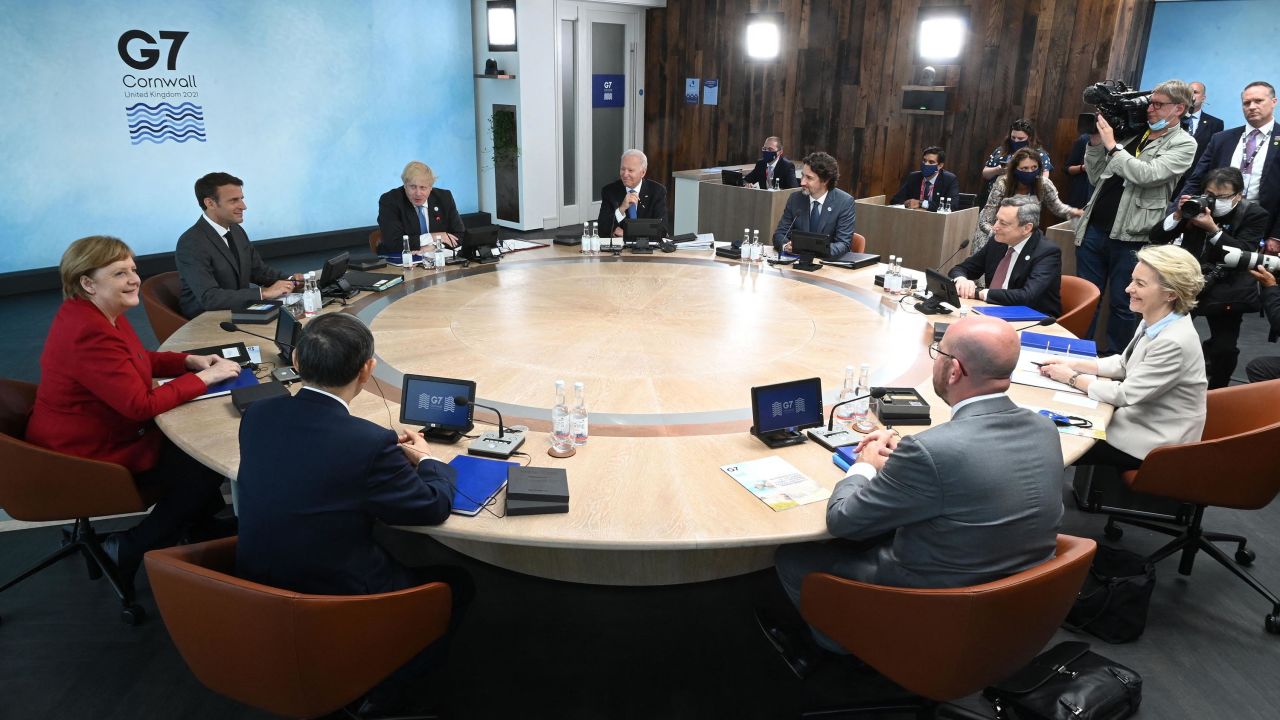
[768,316,1064,668]
[175,172,299,319]
[771,151,856,259]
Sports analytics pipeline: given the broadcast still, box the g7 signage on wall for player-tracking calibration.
[118,30,188,70]
[116,29,206,144]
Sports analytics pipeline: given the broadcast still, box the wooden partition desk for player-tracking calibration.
[672,165,800,243]
[156,246,1110,587]
[854,195,979,270]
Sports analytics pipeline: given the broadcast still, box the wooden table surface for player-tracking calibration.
[156,244,1111,586]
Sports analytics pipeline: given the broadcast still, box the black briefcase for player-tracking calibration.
[983,641,1142,720]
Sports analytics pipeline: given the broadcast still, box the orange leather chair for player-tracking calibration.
[0,378,151,625]
[146,537,452,719]
[1057,275,1100,339]
[799,535,1097,718]
[368,229,382,255]
[1100,380,1280,633]
[141,271,189,344]
[851,232,867,254]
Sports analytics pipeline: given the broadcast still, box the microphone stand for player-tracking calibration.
[806,389,887,450]
[455,396,526,459]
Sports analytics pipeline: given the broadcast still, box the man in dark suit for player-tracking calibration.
[889,145,960,211]
[743,136,799,189]
[771,151,856,259]
[175,172,298,318]
[237,313,470,716]
[950,196,1062,317]
[597,149,668,237]
[376,160,466,254]
[1182,81,1280,236]
[1174,81,1227,197]
[767,316,1062,670]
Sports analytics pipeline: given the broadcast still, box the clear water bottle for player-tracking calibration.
[852,363,873,432]
[302,272,318,317]
[770,176,780,191]
[592,221,601,251]
[401,235,413,271]
[551,380,573,453]
[750,229,762,260]
[433,235,446,268]
[740,228,751,259]
[885,256,902,293]
[834,365,857,427]
[582,222,590,252]
[570,381,589,446]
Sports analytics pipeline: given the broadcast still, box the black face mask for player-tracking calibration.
[762,150,778,163]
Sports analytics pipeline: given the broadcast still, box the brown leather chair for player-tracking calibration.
[851,232,867,254]
[1057,275,1100,339]
[0,378,150,625]
[799,535,1097,718]
[368,229,382,255]
[146,537,452,719]
[1100,380,1280,633]
[141,271,188,344]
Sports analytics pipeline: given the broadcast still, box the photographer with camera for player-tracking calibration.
[1149,167,1269,387]
[1076,79,1198,354]
[1246,254,1280,383]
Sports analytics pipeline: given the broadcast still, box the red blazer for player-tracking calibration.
[25,299,208,473]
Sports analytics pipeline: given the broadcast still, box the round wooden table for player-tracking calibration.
[156,246,1110,586]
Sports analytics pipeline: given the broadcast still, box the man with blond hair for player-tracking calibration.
[376,160,465,254]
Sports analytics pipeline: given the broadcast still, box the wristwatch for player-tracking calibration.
[1106,146,1120,156]
[1068,372,1083,389]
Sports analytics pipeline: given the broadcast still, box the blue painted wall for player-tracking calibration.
[1141,1,1280,127]
[0,1,477,274]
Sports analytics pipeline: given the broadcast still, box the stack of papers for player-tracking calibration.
[720,456,830,511]
[1011,331,1098,395]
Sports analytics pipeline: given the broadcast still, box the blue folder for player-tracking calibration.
[972,305,1051,322]
[447,455,516,516]
[833,445,857,472]
[194,367,259,400]
[1020,331,1098,358]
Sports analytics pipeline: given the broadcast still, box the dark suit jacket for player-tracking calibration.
[1174,111,1227,197]
[176,216,290,319]
[1182,121,1280,235]
[743,156,799,189]
[25,299,205,473]
[949,229,1062,316]
[596,178,668,237]
[890,170,960,210]
[236,390,456,596]
[376,186,465,254]
[1148,199,1269,264]
[771,188,856,258]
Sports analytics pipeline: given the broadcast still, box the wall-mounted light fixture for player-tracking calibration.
[918,16,965,61]
[488,0,517,52]
[745,13,781,61]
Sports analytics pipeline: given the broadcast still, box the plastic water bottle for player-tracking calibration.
[851,363,873,430]
[433,235,446,268]
[750,229,762,260]
[834,365,857,427]
[740,228,751,259]
[551,380,573,453]
[592,221,601,252]
[302,272,318,317]
[582,222,590,253]
[570,381,589,446]
[401,235,413,271]
[885,256,902,292]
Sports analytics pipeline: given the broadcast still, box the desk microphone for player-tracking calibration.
[220,320,276,345]
[1014,317,1057,332]
[932,239,970,272]
[807,388,888,450]
[454,396,526,459]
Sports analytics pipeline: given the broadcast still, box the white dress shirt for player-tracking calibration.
[980,235,1031,299]
[202,214,232,248]
[614,183,645,223]
[1230,122,1273,201]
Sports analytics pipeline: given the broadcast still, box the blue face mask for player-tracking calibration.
[1013,169,1040,186]
[920,163,940,178]
[1009,139,1029,152]
[761,150,778,163]
[1148,118,1170,131]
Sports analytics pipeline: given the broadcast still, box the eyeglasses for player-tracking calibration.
[1148,100,1172,111]
[928,341,968,376]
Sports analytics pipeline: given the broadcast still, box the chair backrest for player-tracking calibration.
[1057,275,1100,339]
[851,232,867,254]
[368,229,382,255]
[140,271,188,344]
[145,537,452,719]
[0,378,145,521]
[801,534,1096,702]
[1129,379,1280,509]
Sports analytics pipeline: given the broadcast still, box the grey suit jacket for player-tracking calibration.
[772,187,855,258]
[176,216,289,318]
[1091,314,1207,459]
[826,395,1064,588]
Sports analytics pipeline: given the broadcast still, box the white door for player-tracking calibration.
[554,2,645,228]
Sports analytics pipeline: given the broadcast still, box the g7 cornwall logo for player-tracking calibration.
[118,29,207,145]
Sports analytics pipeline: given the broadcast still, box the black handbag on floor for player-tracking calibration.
[1063,545,1156,643]
[983,641,1142,720]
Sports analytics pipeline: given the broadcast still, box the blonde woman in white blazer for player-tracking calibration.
[1039,245,1207,471]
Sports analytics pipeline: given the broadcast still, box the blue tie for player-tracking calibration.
[416,205,428,234]
[809,200,821,231]
[627,190,638,220]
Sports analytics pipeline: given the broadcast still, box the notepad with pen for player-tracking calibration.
[447,454,516,516]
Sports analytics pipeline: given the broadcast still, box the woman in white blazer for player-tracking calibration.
[1039,244,1207,471]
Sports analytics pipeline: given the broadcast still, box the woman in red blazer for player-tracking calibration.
[26,236,243,582]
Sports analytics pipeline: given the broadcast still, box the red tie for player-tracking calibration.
[991,247,1015,290]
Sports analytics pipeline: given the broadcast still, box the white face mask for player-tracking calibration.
[1212,197,1238,217]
